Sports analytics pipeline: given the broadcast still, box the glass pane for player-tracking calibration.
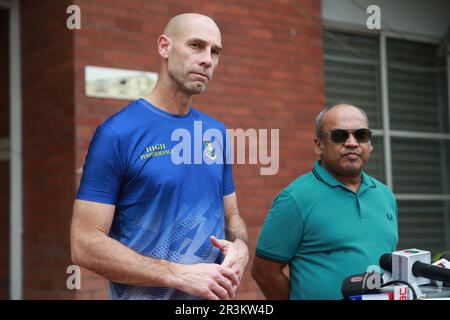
[397,200,449,257]
[387,38,449,133]
[392,138,450,194]
[323,30,382,129]
[364,136,385,183]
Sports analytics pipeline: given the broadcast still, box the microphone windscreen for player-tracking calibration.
[341,272,381,299]
[379,253,392,272]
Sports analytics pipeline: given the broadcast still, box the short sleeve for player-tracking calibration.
[76,124,125,204]
[256,190,304,263]
[222,128,235,196]
[391,191,399,251]
[393,195,398,220]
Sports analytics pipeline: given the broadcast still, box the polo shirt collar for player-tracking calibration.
[312,160,376,193]
[360,170,376,190]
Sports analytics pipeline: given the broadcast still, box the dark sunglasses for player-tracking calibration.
[323,128,372,144]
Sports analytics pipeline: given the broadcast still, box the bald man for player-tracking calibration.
[71,14,249,300]
[252,104,398,299]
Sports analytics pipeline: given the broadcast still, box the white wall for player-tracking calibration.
[322,0,450,40]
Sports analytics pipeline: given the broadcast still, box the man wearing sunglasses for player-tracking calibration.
[252,104,398,300]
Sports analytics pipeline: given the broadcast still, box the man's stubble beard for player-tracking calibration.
[168,68,208,95]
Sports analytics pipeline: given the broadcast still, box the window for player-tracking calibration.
[324,29,450,255]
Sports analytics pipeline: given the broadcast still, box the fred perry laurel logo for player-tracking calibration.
[386,213,393,221]
[204,141,216,160]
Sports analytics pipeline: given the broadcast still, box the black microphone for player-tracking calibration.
[380,253,450,283]
[436,253,450,287]
[341,272,383,299]
[379,253,392,272]
[412,262,450,283]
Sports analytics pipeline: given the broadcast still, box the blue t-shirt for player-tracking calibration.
[76,98,235,300]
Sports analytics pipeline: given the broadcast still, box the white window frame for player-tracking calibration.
[3,0,23,300]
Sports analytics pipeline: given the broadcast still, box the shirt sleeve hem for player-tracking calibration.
[223,185,235,196]
[255,249,290,264]
[76,193,117,205]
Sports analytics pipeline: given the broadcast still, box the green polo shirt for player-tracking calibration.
[256,161,398,300]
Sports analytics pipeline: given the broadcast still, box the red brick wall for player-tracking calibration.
[21,0,76,299]
[73,0,324,299]
[0,8,10,300]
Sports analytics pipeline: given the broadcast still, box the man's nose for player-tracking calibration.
[199,50,213,68]
[344,133,359,147]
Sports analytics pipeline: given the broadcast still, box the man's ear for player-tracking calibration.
[314,137,322,157]
[158,35,171,59]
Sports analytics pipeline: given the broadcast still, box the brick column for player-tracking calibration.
[21,0,76,299]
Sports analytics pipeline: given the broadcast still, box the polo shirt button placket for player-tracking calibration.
[357,195,367,221]
[356,196,361,219]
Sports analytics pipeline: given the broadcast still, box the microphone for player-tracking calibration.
[380,253,392,271]
[380,249,450,285]
[341,272,383,299]
[411,261,450,283]
[341,271,414,300]
[432,253,450,287]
